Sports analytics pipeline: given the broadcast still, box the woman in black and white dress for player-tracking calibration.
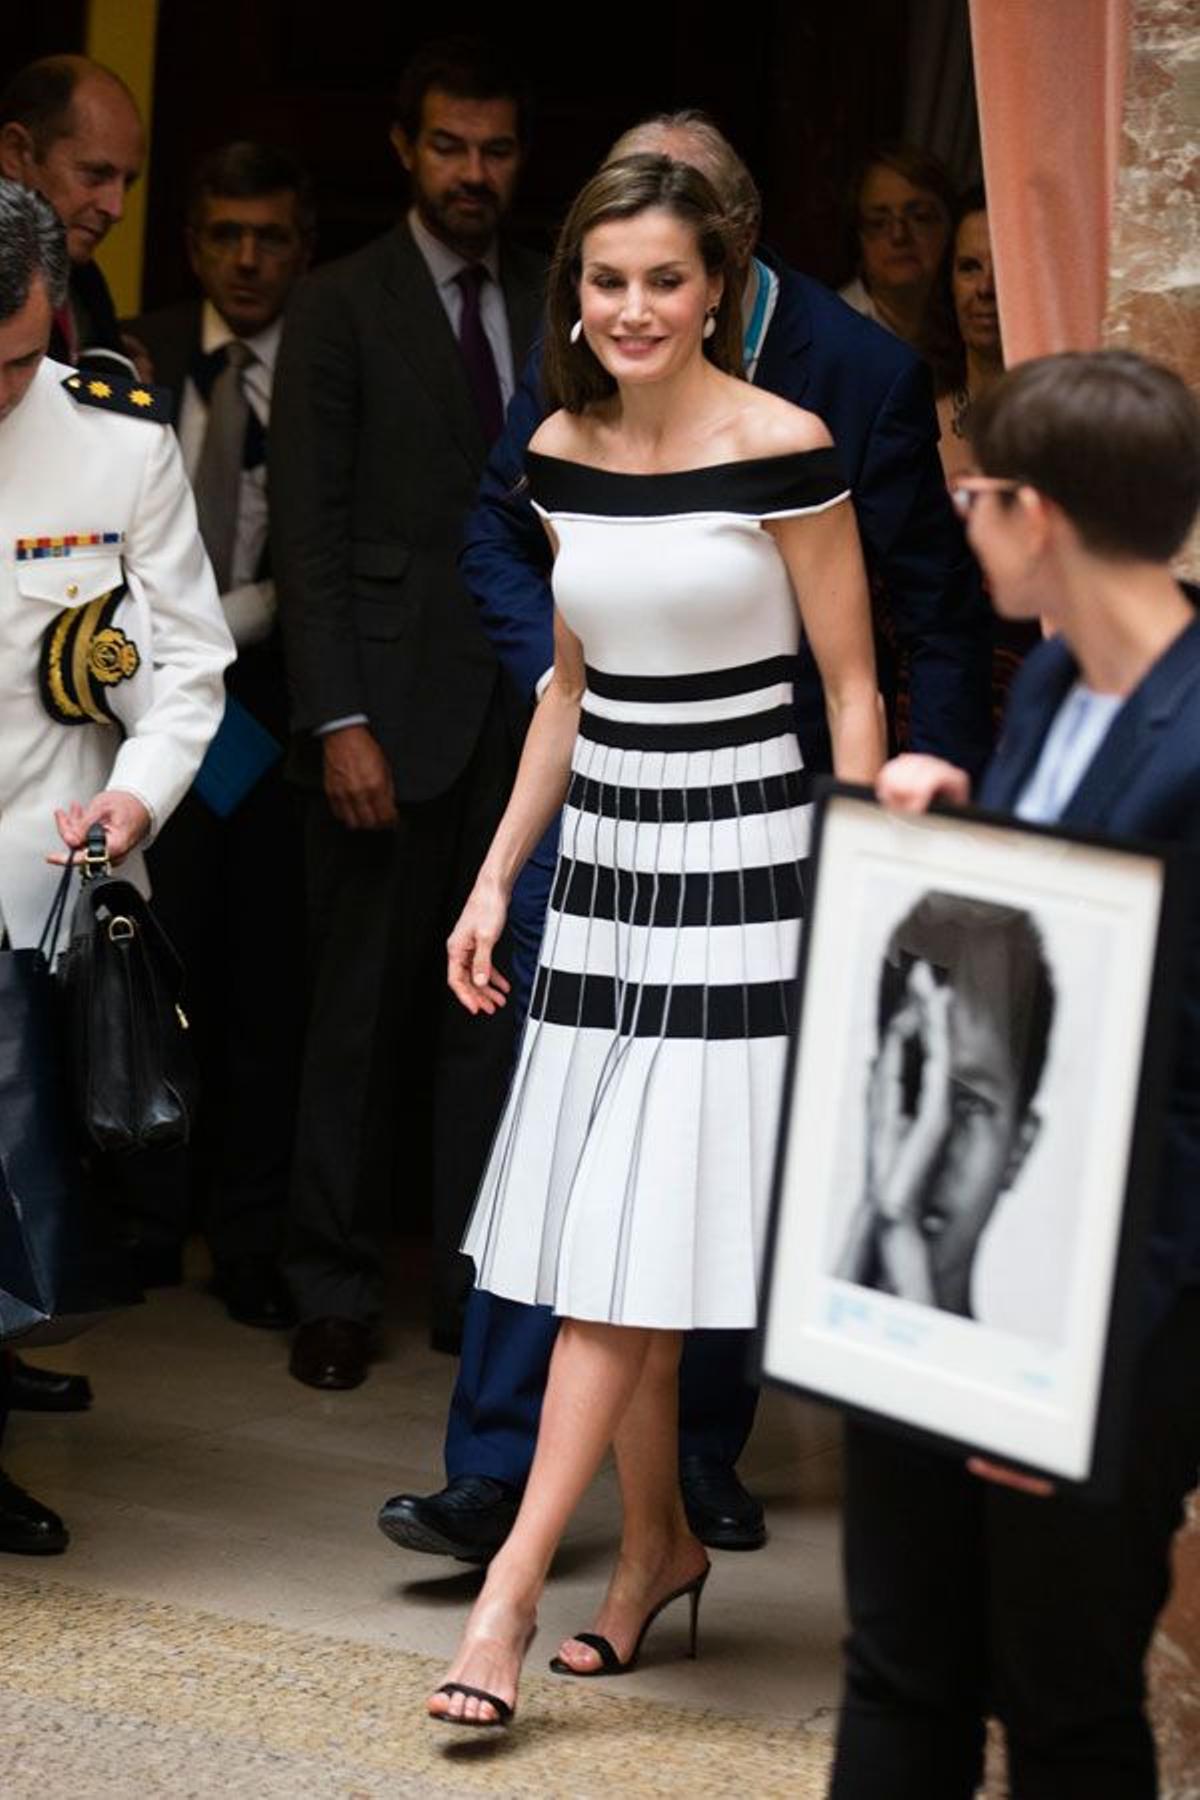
[429,154,885,1728]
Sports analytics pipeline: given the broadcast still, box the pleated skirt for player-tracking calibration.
[462,659,812,1329]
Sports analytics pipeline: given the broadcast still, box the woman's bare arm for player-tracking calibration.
[447,604,585,1013]
[767,497,886,783]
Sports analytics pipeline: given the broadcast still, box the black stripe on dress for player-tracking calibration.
[579,704,796,752]
[526,447,848,519]
[584,655,799,703]
[566,768,812,823]
[530,968,795,1039]
[551,859,805,928]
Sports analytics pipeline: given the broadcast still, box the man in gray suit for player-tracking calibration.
[126,144,314,1328]
[271,37,544,1387]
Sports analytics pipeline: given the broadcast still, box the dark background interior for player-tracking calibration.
[7,1,916,310]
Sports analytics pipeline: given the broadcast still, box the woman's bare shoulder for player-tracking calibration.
[729,389,835,459]
[528,409,591,459]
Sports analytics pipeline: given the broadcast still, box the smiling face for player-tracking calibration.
[188,190,310,337]
[4,73,144,264]
[577,207,722,389]
[391,88,520,259]
[0,274,51,422]
[858,163,949,300]
[953,209,1000,360]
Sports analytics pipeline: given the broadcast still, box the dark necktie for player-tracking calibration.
[192,339,253,592]
[454,264,504,445]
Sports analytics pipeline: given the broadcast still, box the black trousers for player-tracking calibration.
[831,1287,1200,1800]
[284,691,518,1333]
[130,763,306,1263]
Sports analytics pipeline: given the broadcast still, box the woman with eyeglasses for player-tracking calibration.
[840,145,954,350]
[832,349,1200,1800]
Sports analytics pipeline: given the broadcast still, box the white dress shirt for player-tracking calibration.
[177,300,280,647]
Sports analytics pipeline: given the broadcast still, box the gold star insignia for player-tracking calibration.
[87,379,112,399]
[129,388,153,408]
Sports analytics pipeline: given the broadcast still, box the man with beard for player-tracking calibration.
[271,37,544,1386]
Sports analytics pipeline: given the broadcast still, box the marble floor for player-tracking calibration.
[2,1245,1197,1796]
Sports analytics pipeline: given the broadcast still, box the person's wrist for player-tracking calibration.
[476,865,512,905]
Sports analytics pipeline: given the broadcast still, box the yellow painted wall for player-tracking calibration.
[86,0,159,316]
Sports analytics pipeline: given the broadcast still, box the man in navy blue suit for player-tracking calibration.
[379,112,993,1561]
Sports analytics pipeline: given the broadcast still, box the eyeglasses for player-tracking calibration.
[949,478,1023,519]
[198,222,300,257]
[859,203,947,238]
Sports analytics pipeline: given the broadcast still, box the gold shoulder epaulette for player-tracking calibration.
[62,371,171,422]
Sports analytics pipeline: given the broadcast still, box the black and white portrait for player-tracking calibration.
[832,891,1055,1321]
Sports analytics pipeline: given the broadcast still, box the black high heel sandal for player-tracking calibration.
[430,1624,537,1729]
[549,1561,711,1677]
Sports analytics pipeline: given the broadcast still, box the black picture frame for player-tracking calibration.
[755,782,1185,1497]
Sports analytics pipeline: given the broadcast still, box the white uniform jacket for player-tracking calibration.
[0,357,234,947]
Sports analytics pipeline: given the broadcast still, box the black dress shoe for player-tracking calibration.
[8,1356,93,1413]
[377,1475,521,1562]
[680,1455,767,1551]
[210,1260,297,1331]
[289,1317,371,1390]
[0,1470,69,1555]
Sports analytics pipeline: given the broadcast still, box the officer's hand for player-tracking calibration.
[49,790,152,865]
[321,723,398,830]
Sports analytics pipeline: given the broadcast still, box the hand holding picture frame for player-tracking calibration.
[757,784,1184,1495]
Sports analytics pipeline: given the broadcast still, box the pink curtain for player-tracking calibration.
[969,0,1130,365]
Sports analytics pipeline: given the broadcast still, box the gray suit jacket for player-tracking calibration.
[270,221,545,803]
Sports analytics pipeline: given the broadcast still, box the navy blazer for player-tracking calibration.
[979,612,1200,1326]
[460,250,993,777]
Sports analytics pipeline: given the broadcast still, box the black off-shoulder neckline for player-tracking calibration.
[525,446,848,519]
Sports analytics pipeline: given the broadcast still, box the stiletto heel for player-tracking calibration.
[549,1561,710,1678]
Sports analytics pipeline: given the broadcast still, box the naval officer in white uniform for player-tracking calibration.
[0,178,232,1560]
[0,178,233,951]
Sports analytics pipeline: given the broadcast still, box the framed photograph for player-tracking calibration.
[757,784,1183,1493]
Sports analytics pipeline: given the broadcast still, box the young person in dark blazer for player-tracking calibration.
[835,350,1200,1800]
[126,144,315,1327]
[378,112,993,1562]
[271,39,545,1386]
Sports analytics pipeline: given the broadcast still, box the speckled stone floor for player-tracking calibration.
[1,1245,1196,1796]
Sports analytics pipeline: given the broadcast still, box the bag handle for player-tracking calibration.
[35,824,111,965]
[37,857,76,966]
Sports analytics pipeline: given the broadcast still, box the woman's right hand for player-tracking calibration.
[876,753,970,814]
[447,878,512,1016]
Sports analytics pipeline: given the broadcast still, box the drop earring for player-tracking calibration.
[570,318,584,345]
[702,309,717,340]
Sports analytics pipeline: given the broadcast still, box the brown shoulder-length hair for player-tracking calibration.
[542,154,743,414]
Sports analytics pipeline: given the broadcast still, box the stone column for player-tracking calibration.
[1103,0,1199,576]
